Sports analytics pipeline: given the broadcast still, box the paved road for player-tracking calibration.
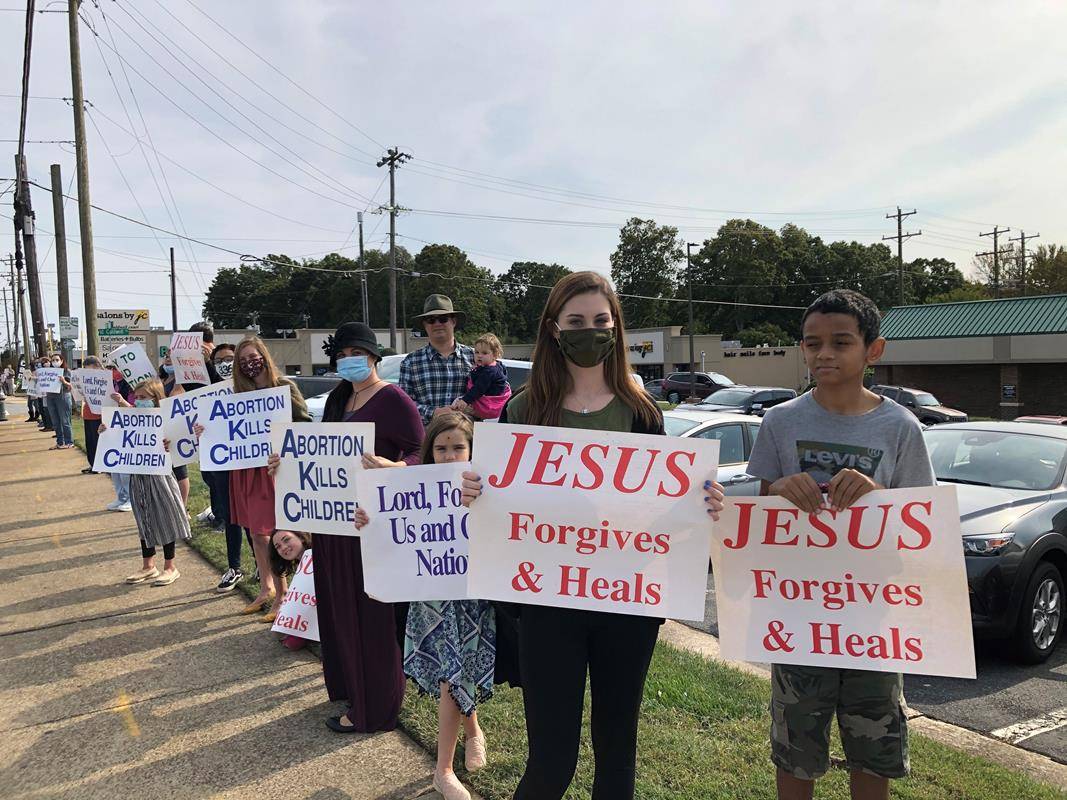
[685,571,1067,765]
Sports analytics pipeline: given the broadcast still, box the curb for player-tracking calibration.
[658,621,1067,791]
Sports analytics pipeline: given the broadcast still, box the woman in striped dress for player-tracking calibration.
[106,377,191,587]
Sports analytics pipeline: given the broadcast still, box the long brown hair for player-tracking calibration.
[525,271,659,429]
[233,336,285,393]
[419,411,474,465]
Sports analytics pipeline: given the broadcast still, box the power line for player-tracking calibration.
[977,225,1011,298]
[1008,230,1040,296]
[883,207,921,305]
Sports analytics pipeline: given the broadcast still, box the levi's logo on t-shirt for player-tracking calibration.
[796,440,883,484]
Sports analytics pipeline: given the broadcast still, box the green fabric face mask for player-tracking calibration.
[556,327,616,368]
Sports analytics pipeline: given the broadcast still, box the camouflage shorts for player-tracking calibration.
[769,664,909,781]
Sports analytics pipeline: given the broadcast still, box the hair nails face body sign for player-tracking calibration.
[358,461,471,602]
[92,407,171,475]
[711,487,975,678]
[198,385,290,472]
[161,380,235,467]
[271,550,318,641]
[468,423,719,621]
[271,422,375,535]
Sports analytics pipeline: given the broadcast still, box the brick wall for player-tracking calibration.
[1020,364,1067,417]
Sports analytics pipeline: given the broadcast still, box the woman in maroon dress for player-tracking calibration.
[316,322,423,732]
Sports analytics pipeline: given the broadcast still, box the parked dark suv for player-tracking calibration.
[661,371,735,404]
[872,385,968,425]
[676,386,797,416]
[924,421,1067,662]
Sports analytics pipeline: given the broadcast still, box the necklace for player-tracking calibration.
[346,379,383,412]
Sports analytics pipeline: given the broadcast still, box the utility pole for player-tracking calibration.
[1009,230,1040,297]
[2,282,11,358]
[686,242,697,402]
[376,147,411,350]
[68,0,100,356]
[978,226,1011,298]
[14,157,47,355]
[6,258,23,367]
[169,247,178,330]
[357,211,369,326]
[16,256,32,367]
[50,163,75,368]
[883,207,921,306]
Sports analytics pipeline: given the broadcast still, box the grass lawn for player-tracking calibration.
[70,409,1066,799]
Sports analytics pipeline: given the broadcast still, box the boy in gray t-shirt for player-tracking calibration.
[745,289,935,798]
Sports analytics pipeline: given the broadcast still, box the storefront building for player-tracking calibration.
[874,294,1067,419]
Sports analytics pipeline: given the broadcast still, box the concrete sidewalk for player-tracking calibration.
[0,400,450,800]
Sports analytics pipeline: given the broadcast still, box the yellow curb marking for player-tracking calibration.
[114,690,141,737]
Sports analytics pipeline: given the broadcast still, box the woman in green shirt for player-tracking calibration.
[462,271,725,800]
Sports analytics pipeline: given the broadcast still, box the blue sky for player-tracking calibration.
[2,0,1065,337]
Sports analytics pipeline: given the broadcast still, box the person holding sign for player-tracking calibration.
[269,530,314,651]
[78,356,107,474]
[460,272,725,800]
[313,322,423,734]
[209,337,309,617]
[355,413,492,800]
[45,354,75,450]
[743,290,935,800]
[158,354,191,507]
[104,378,191,586]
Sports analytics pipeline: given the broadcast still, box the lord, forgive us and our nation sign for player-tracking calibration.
[168,331,210,386]
[467,423,720,620]
[75,368,113,415]
[358,462,470,602]
[270,550,319,641]
[198,385,291,471]
[34,367,62,394]
[711,487,976,678]
[92,407,171,475]
[270,422,374,535]
[160,380,234,467]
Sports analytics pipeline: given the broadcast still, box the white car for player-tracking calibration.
[662,409,762,495]
[301,355,533,422]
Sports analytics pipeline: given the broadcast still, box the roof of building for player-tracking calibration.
[880,294,1067,340]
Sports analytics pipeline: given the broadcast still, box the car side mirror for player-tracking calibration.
[750,403,763,415]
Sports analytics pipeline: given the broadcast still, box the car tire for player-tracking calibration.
[667,391,680,404]
[1014,561,1064,664]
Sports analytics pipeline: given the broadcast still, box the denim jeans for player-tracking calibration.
[49,393,73,446]
[111,471,131,504]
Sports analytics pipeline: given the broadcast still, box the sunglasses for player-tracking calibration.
[423,315,454,325]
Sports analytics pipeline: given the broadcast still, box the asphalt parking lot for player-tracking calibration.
[686,572,1067,766]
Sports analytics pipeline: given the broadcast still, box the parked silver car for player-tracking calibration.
[662,410,762,495]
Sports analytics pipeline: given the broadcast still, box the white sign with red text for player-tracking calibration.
[468,423,719,620]
[168,331,210,385]
[711,487,975,678]
[270,549,318,641]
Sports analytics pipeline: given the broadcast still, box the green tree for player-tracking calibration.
[610,218,683,329]
[1026,244,1067,295]
[926,281,989,305]
[738,322,793,347]
[494,261,572,341]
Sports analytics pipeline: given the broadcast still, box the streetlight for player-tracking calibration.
[686,242,698,402]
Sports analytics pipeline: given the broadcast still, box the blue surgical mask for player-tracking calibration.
[337,355,372,384]
[134,399,155,408]
[163,364,175,375]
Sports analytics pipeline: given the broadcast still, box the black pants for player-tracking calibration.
[141,541,176,560]
[83,416,100,467]
[513,605,660,800]
[38,399,52,430]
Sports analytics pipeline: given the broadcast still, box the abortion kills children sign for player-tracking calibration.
[75,368,114,414]
[161,380,234,467]
[110,341,156,388]
[271,422,374,535]
[92,407,171,475]
[468,424,719,621]
[168,331,210,385]
[358,462,470,602]
[711,487,975,678]
[270,550,318,641]
[198,385,290,471]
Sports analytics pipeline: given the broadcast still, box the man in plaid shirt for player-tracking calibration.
[399,294,475,426]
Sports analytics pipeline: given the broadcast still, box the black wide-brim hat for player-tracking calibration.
[323,322,381,369]
[411,294,465,326]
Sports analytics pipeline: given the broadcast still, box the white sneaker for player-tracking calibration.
[105,499,123,511]
[113,502,132,512]
[196,506,214,522]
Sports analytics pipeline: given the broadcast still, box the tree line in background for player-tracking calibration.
[200,218,1067,348]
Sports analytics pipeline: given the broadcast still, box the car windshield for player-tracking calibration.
[700,388,752,406]
[376,355,404,384]
[924,428,1067,491]
[708,372,735,386]
[664,416,701,437]
[913,392,939,407]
